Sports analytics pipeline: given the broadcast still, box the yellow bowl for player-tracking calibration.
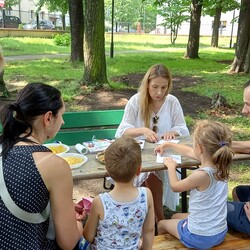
[60,153,88,169]
[44,143,70,155]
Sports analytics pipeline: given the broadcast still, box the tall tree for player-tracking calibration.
[203,0,239,48]
[229,0,250,74]
[68,0,84,62]
[184,0,203,58]
[210,4,222,47]
[157,0,190,44]
[83,0,108,87]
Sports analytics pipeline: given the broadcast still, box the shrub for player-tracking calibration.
[54,33,71,46]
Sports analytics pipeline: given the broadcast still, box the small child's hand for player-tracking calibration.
[74,203,87,221]
[154,144,165,155]
[163,157,177,169]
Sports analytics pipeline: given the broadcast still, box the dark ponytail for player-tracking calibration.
[0,82,63,157]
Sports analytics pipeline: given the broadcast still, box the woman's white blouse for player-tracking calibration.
[115,93,189,139]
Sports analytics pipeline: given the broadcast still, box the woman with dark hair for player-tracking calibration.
[0,82,84,249]
[115,64,189,224]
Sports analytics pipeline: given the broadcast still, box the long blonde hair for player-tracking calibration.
[138,64,172,128]
[193,120,234,181]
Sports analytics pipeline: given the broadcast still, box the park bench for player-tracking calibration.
[153,231,249,249]
[46,109,124,145]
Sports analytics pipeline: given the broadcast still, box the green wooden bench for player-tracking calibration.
[47,109,124,145]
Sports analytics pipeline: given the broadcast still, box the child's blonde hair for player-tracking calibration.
[193,120,234,180]
[104,135,141,183]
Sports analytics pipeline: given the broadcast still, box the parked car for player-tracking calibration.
[0,16,22,28]
[23,20,55,30]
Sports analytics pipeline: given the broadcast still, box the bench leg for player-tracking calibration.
[181,168,187,213]
[103,177,114,190]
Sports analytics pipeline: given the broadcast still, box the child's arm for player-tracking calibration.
[155,142,198,160]
[83,195,102,243]
[141,188,155,250]
[163,157,210,193]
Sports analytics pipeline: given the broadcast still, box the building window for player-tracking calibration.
[40,11,45,20]
[220,20,227,29]
[30,10,34,20]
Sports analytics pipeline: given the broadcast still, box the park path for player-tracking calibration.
[4,49,169,62]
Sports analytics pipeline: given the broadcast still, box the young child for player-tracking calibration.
[154,121,234,249]
[80,135,155,250]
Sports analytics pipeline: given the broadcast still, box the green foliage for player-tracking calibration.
[157,0,190,44]
[105,0,157,32]
[37,0,68,14]
[203,0,240,16]
[3,0,19,9]
[54,33,71,46]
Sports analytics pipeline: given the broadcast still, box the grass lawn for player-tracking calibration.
[1,34,249,198]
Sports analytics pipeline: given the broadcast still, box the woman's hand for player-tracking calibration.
[143,128,159,143]
[163,157,177,170]
[163,131,178,140]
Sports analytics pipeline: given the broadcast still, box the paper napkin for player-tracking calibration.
[156,152,182,164]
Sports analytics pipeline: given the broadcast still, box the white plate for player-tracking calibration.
[60,153,88,169]
[43,143,70,155]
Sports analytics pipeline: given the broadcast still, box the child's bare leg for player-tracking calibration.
[172,212,189,219]
[157,219,181,239]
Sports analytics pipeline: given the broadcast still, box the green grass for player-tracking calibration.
[1,34,250,193]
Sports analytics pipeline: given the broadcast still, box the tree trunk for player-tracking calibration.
[211,7,222,48]
[184,0,203,59]
[68,0,84,62]
[61,14,66,31]
[83,0,108,87]
[229,0,250,74]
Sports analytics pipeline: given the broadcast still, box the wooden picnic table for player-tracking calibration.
[69,136,250,212]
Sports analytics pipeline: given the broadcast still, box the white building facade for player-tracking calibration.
[154,9,239,37]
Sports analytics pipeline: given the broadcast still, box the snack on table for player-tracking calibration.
[44,143,69,155]
[96,151,105,164]
[63,156,83,166]
[60,153,88,169]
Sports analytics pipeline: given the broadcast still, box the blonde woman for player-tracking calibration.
[115,64,189,223]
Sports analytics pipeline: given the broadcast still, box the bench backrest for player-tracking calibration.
[47,110,124,145]
[0,110,125,145]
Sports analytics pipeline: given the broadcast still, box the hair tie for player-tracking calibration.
[219,141,228,147]
[9,103,19,118]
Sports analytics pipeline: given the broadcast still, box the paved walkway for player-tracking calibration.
[5,53,70,61]
[4,49,169,62]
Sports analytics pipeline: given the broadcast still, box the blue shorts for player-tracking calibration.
[235,185,250,202]
[177,219,227,250]
[227,201,250,235]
